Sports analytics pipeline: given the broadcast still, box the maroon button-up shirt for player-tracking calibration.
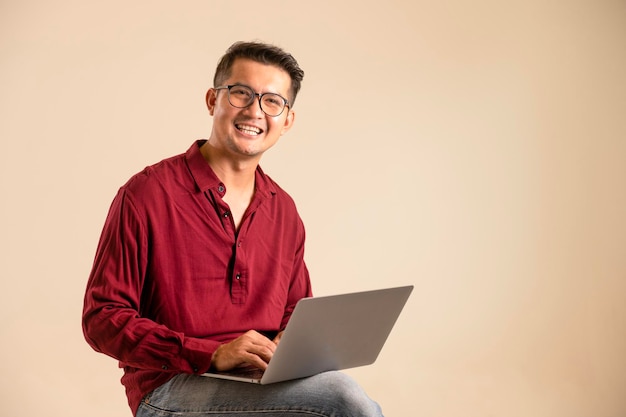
[82,140,312,415]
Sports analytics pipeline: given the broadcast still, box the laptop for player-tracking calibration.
[202,285,413,384]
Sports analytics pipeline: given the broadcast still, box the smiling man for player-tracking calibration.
[82,41,383,417]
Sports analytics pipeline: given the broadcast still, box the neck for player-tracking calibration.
[199,141,258,191]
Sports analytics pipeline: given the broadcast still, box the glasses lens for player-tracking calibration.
[228,85,254,108]
[260,94,286,117]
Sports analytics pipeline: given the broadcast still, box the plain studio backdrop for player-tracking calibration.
[1,1,625,416]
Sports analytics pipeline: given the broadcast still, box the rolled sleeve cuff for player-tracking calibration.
[180,337,221,374]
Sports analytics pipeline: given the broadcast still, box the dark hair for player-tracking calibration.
[213,41,305,106]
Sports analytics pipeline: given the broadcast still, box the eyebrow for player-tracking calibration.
[230,83,288,98]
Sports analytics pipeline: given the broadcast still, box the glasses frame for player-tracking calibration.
[214,84,290,117]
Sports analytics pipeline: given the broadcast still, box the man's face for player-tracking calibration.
[206,58,295,161]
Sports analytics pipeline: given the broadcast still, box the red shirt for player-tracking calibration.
[82,140,312,415]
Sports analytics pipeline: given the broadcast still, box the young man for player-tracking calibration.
[82,41,383,416]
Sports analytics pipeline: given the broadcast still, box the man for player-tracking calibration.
[82,41,383,416]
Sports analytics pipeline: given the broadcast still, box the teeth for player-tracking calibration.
[236,124,262,135]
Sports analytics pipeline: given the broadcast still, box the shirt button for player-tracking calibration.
[218,184,225,193]
[161,365,168,370]
[235,273,241,280]
[223,211,230,218]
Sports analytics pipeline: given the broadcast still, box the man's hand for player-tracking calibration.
[210,330,277,372]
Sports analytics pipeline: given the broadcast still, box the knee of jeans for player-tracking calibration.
[321,372,383,417]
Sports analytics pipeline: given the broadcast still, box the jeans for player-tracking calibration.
[136,371,384,417]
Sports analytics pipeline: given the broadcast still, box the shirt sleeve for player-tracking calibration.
[82,188,218,374]
[280,216,313,330]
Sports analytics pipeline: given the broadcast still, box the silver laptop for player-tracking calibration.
[202,285,413,384]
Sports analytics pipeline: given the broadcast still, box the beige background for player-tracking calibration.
[1,1,625,416]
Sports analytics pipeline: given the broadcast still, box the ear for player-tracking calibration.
[205,88,217,115]
[280,109,295,136]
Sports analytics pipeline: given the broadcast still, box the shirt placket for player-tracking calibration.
[209,183,266,305]
[230,191,270,304]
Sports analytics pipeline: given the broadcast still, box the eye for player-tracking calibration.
[263,94,284,107]
[231,86,253,98]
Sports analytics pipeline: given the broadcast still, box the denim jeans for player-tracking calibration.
[136,371,384,417]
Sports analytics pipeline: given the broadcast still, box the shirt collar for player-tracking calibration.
[185,140,277,197]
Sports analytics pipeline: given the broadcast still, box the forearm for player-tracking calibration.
[82,304,218,374]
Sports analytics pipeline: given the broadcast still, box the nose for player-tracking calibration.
[242,94,265,117]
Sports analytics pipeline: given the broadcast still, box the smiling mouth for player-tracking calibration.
[235,123,263,136]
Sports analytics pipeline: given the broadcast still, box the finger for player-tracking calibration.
[273,331,284,345]
[229,344,273,370]
[244,330,277,356]
[247,339,276,364]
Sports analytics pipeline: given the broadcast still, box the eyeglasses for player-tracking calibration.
[214,84,290,117]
